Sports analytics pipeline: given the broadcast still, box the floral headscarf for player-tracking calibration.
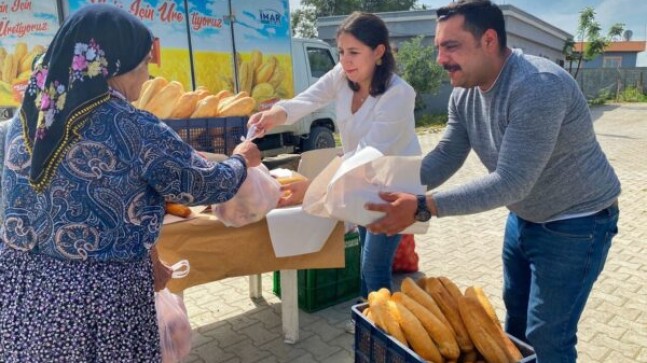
[20,4,153,192]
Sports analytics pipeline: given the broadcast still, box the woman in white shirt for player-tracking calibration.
[248,12,421,301]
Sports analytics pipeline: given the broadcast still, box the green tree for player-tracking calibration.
[291,5,318,38]
[571,7,624,79]
[300,0,360,17]
[300,0,419,16]
[562,36,576,71]
[395,35,444,111]
[360,0,418,12]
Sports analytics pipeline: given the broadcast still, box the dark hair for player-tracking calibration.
[436,0,507,53]
[336,12,395,96]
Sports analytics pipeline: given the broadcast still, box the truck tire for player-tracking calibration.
[302,126,335,151]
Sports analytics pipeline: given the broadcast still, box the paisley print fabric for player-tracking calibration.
[1,98,247,262]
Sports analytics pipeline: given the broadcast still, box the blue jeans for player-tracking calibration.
[503,202,619,363]
[357,226,402,298]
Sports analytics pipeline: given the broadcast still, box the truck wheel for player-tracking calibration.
[302,126,335,151]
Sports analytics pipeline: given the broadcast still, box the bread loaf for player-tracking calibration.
[425,280,474,353]
[392,292,459,360]
[137,76,168,109]
[390,300,445,363]
[170,91,201,119]
[190,95,220,118]
[401,277,452,331]
[144,81,184,119]
[457,296,513,363]
[165,202,191,218]
[217,96,256,117]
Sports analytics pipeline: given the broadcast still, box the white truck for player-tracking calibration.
[0,0,338,156]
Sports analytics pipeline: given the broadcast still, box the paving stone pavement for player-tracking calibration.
[181,103,647,363]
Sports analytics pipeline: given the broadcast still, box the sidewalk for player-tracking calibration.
[182,103,647,363]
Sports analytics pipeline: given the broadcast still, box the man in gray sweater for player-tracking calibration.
[366,1,620,361]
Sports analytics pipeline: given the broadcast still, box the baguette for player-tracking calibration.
[458,296,513,363]
[371,299,407,346]
[438,276,464,302]
[144,81,184,119]
[465,286,523,362]
[137,76,168,109]
[401,277,453,332]
[165,202,191,218]
[390,300,445,363]
[170,91,201,119]
[367,288,391,335]
[368,287,391,305]
[218,96,256,117]
[190,95,220,118]
[425,281,474,353]
[392,292,459,360]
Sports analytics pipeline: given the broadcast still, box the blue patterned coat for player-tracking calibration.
[0,99,247,262]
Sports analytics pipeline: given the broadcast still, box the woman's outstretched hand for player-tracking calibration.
[247,106,288,138]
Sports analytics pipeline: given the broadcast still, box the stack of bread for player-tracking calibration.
[1,42,45,85]
[133,76,256,119]
[236,49,289,109]
[364,276,524,363]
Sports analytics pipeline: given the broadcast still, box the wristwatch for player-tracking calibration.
[414,194,432,222]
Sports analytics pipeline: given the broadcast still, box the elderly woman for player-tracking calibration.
[0,5,260,362]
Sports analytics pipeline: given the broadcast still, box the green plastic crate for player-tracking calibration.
[273,231,361,312]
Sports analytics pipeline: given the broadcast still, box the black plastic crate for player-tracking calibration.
[352,303,537,363]
[164,117,247,155]
[273,231,361,313]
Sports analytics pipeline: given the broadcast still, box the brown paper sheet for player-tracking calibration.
[156,213,345,294]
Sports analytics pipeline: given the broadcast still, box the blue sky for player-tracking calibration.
[289,0,647,66]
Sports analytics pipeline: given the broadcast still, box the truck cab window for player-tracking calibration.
[307,48,335,78]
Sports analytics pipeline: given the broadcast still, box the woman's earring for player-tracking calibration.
[376,58,382,66]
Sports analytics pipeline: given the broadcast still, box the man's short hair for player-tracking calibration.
[437,0,507,52]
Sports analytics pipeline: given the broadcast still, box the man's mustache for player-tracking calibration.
[443,64,461,72]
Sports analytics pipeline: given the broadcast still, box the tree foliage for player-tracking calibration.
[291,5,318,38]
[570,7,624,78]
[361,0,419,13]
[299,0,419,17]
[395,35,444,110]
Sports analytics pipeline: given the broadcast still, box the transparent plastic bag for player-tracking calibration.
[155,260,192,363]
[213,163,281,227]
[156,289,192,363]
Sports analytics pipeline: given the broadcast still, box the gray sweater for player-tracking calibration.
[421,49,620,223]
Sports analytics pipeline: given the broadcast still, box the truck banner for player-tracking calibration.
[186,0,234,94]
[230,0,294,110]
[66,0,193,91]
[0,0,60,110]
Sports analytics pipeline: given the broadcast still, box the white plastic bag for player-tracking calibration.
[213,163,281,227]
[155,260,192,363]
[303,147,429,234]
[156,289,192,363]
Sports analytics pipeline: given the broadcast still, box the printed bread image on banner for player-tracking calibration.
[0,1,59,108]
[187,0,235,95]
[229,0,294,111]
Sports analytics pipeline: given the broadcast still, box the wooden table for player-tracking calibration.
[156,213,344,343]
